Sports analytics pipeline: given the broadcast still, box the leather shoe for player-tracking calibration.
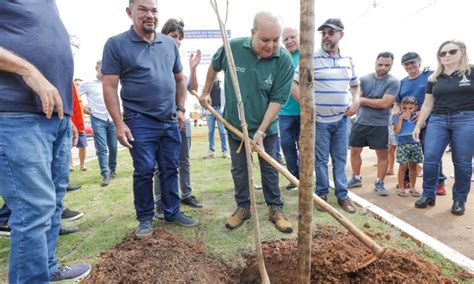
[338,199,355,214]
[415,196,436,208]
[314,196,327,212]
[59,225,79,236]
[66,184,81,192]
[451,201,465,216]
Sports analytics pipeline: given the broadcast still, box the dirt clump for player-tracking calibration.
[86,227,237,283]
[241,226,451,283]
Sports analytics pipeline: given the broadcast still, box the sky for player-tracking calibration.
[56,0,473,83]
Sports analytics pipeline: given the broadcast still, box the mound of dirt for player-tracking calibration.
[86,225,459,283]
[86,227,237,283]
[241,226,451,283]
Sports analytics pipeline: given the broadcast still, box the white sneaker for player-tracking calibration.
[222,150,231,159]
[203,151,215,159]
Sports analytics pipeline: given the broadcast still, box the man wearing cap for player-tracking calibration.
[294,18,359,213]
[347,52,400,196]
[279,27,301,191]
[396,52,447,196]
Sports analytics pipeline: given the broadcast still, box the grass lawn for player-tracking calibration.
[0,125,469,281]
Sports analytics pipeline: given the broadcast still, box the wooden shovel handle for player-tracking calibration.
[191,90,385,257]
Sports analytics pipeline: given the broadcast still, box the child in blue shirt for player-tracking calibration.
[393,96,423,197]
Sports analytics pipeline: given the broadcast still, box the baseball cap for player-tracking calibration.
[401,52,421,64]
[317,18,344,31]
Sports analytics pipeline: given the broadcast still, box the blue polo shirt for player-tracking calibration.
[102,27,183,122]
[0,1,74,115]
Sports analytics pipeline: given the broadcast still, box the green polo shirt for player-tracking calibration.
[279,49,301,116]
[211,37,293,140]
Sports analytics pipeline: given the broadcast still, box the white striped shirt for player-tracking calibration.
[295,49,359,123]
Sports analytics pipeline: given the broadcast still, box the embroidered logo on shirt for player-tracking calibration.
[459,75,471,87]
[236,67,246,73]
[264,73,274,85]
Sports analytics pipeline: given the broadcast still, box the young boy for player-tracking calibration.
[393,96,423,197]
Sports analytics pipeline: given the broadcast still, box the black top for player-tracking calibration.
[427,66,474,114]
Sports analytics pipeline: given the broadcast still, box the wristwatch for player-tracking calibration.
[256,130,266,138]
[176,106,186,113]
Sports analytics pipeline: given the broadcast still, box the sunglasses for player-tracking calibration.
[439,49,459,57]
[320,29,337,37]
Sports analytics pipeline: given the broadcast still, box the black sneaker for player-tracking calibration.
[181,195,203,208]
[59,225,79,235]
[66,184,81,192]
[101,175,111,187]
[61,208,84,221]
[110,170,117,178]
[286,183,298,191]
[50,263,91,282]
[0,225,10,237]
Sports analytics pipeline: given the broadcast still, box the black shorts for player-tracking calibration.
[76,133,88,148]
[349,123,388,150]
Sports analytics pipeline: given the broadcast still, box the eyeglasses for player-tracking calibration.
[439,49,459,57]
[320,29,337,37]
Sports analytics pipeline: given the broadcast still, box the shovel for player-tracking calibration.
[192,90,386,269]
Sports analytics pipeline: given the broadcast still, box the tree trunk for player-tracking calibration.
[297,1,315,283]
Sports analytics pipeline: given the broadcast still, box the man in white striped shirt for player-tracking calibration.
[295,18,360,213]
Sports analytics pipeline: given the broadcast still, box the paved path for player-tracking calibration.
[347,149,474,260]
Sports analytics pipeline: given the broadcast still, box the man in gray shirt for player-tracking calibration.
[347,52,400,196]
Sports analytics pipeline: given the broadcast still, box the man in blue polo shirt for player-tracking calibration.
[0,1,91,282]
[102,0,198,239]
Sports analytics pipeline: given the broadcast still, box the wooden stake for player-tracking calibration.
[297,0,315,283]
[209,1,269,283]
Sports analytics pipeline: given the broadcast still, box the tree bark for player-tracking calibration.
[297,1,315,283]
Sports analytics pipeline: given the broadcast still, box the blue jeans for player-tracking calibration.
[228,134,283,208]
[0,113,71,283]
[422,111,474,201]
[278,115,300,179]
[315,117,349,201]
[91,115,117,177]
[124,111,181,221]
[154,119,193,206]
[206,110,227,152]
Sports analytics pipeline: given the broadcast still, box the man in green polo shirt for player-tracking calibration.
[199,12,294,233]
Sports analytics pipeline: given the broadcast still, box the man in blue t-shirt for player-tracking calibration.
[0,1,91,282]
[102,0,199,239]
[396,52,447,195]
[347,52,400,196]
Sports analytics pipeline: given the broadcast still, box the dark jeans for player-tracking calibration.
[124,111,181,221]
[0,203,11,225]
[154,119,192,206]
[422,112,474,201]
[228,134,283,208]
[278,115,300,179]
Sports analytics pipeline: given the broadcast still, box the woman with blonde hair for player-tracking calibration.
[413,40,474,216]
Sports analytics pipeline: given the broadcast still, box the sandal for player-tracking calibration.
[410,189,421,197]
[396,187,407,197]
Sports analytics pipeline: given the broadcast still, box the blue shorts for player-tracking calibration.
[76,133,88,148]
[396,143,423,164]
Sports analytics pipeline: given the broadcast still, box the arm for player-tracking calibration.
[253,102,282,147]
[359,93,396,109]
[289,81,302,104]
[346,85,360,116]
[393,114,405,133]
[413,93,434,142]
[187,49,201,93]
[175,71,186,129]
[0,47,63,119]
[199,66,219,107]
[102,74,134,148]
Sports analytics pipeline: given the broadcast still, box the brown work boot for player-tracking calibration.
[225,207,251,229]
[268,205,293,234]
[338,199,356,214]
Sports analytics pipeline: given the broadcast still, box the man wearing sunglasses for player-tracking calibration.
[294,18,360,213]
[395,52,447,196]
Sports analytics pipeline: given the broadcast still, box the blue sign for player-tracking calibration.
[185,29,231,39]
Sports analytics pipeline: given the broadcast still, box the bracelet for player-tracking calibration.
[176,106,186,113]
[256,130,266,138]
